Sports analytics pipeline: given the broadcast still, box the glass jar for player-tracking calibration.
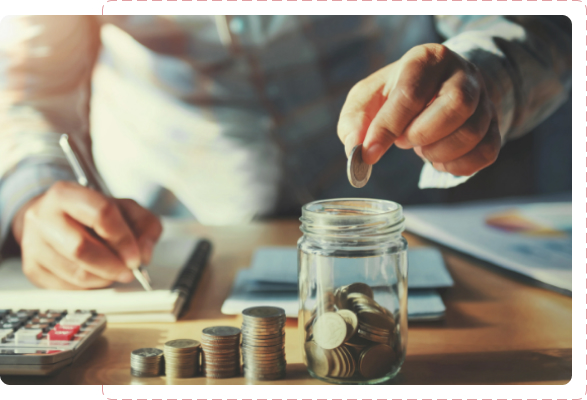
[298,198,408,384]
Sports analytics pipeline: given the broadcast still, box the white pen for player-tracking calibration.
[59,134,153,291]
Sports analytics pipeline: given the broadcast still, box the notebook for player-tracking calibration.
[221,247,451,321]
[0,238,210,323]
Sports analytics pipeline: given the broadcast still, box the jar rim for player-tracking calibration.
[302,198,402,218]
[300,198,404,237]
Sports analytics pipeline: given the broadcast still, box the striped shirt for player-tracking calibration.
[0,15,571,254]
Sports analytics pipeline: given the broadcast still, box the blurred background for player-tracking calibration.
[0,16,572,225]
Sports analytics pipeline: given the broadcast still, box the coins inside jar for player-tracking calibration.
[200,326,241,378]
[304,282,398,381]
[241,306,287,380]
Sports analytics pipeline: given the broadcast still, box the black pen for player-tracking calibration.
[59,134,153,291]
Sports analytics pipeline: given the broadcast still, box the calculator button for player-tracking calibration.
[54,324,80,334]
[15,329,43,343]
[16,310,38,318]
[24,323,50,332]
[1,322,22,330]
[48,330,74,341]
[31,317,55,325]
[47,310,67,315]
[60,316,88,325]
[0,329,13,341]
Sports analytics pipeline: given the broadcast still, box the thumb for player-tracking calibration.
[337,74,389,158]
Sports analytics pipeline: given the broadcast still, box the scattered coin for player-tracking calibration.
[347,144,372,188]
[130,347,163,377]
[200,326,241,378]
[164,339,201,378]
[241,306,287,380]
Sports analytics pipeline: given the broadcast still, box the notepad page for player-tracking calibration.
[0,238,197,316]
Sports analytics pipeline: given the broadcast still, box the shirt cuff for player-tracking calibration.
[442,33,515,144]
[0,160,76,259]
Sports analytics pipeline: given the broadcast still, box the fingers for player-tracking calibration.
[433,119,501,176]
[43,181,141,269]
[24,236,113,289]
[23,261,83,290]
[338,74,388,157]
[418,93,492,164]
[400,66,482,149]
[362,44,451,164]
[115,198,163,264]
[29,208,135,283]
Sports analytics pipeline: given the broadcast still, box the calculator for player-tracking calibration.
[0,309,106,376]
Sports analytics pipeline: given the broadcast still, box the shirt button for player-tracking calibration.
[229,17,245,34]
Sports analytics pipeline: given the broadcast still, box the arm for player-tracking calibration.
[435,15,571,141]
[0,16,162,289]
[0,16,99,256]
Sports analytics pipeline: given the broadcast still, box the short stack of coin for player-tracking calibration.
[200,326,241,378]
[130,348,164,377]
[163,339,201,378]
[304,282,398,381]
[241,306,286,380]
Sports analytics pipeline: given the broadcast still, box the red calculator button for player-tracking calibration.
[54,324,80,334]
[48,330,74,341]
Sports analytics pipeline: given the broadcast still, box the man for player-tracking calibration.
[0,16,571,289]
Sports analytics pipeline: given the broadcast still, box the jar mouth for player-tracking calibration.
[300,198,404,238]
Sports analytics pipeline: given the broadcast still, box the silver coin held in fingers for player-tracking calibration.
[347,144,372,188]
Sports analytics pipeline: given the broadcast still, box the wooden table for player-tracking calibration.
[3,219,571,385]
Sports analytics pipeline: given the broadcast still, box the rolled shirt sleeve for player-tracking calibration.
[419,15,571,189]
[0,16,100,256]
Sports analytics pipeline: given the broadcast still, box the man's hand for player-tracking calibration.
[11,181,163,290]
[338,43,501,176]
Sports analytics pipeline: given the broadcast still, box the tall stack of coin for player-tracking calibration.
[241,306,286,380]
[304,282,398,381]
[163,339,201,378]
[200,326,241,378]
[130,348,164,377]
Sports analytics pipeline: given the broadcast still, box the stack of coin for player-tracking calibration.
[200,326,241,378]
[130,348,164,377]
[163,339,201,378]
[304,282,398,381]
[241,306,286,380]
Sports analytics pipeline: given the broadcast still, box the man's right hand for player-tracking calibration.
[11,181,163,290]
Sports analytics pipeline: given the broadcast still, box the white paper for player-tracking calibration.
[0,238,198,320]
[418,161,476,189]
[403,196,572,293]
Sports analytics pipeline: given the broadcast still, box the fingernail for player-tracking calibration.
[363,144,383,165]
[345,142,354,158]
[413,146,425,160]
[117,269,135,283]
[120,246,141,269]
[344,137,358,158]
[142,239,155,265]
[433,162,447,172]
